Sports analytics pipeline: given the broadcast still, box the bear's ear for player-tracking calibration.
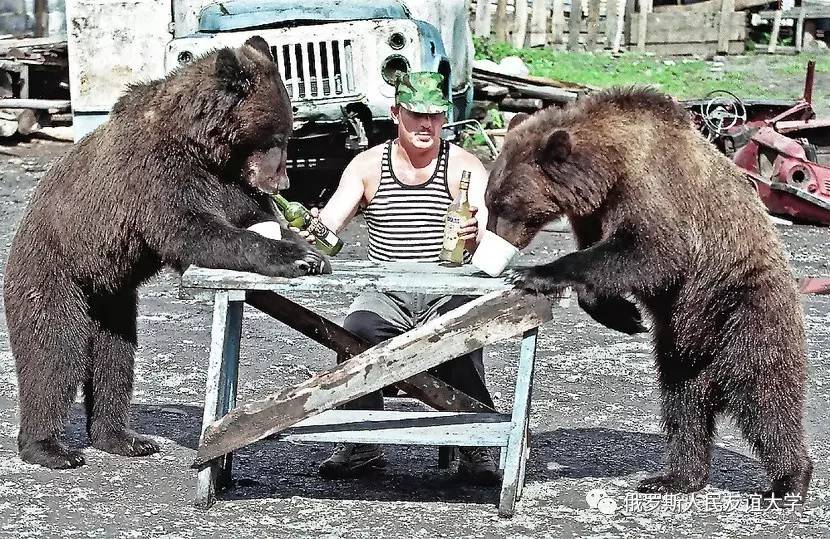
[507,112,530,132]
[542,129,573,163]
[216,48,250,95]
[244,35,273,61]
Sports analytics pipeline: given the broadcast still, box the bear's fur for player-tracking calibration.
[4,37,329,469]
[486,87,812,500]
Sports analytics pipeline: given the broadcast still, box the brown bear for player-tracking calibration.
[3,36,329,469]
[485,87,812,501]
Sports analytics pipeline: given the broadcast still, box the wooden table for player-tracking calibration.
[181,261,564,517]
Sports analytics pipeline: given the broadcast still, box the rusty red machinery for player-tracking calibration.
[685,60,830,227]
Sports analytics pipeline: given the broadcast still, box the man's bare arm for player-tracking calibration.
[317,157,367,233]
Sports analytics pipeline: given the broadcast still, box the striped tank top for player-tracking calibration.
[363,139,453,262]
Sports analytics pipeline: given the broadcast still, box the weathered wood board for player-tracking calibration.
[193,288,553,465]
[182,261,517,296]
[279,410,514,445]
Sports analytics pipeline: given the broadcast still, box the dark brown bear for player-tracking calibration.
[4,36,328,469]
[486,87,812,501]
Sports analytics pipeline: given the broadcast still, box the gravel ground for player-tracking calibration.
[0,140,828,539]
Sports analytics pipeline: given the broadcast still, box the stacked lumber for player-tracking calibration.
[473,66,593,115]
[0,36,71,140]
[0,36,67,66]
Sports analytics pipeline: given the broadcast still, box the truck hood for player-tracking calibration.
[199,0,410,32]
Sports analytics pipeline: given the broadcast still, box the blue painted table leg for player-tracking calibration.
[194,290,245,509]
[498,327,538,518]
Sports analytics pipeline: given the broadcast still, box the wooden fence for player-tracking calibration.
[468,0,762,56]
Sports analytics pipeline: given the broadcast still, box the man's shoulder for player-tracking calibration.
[350,143,387,169]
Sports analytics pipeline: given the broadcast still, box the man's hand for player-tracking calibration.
[290,207,320,245]
[459,206,479,242]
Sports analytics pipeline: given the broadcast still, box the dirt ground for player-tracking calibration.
[0,139,828,539]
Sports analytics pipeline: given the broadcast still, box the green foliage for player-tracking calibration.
[460,109,503,151]
[472,36,827,102]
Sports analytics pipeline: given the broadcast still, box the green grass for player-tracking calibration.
[473,37,830,101]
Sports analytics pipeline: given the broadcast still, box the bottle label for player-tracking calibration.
[319,229,339,247]
[307,218,329,239]
[442,214,463,250]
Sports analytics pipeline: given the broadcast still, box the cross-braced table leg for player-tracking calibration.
[194,290,244,509]
[498,327,539,517]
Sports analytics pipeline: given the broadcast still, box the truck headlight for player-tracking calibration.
[388,32,406,50]
[177,51,194,65]
[381,55,409,85]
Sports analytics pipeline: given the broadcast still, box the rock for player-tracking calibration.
[499,56,530,77]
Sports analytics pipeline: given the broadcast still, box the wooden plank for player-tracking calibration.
[279,410,513,445]
[529,0,550,46]
[193,288,552,466]
[475,0,493,37]
[495,0,510,42]
[245,289,496,413]
[795,7,806,52]
[513,0,529,47]
[627,12,744,44]
[181,263,515,296]
[758,8,830,19]
[637,0,653,52]
[568,0,583,50]
[0,98,70,110]
[768,10,782,53]
[499,328,539,517]
[655,0,767,12]
[551,0,566,44]
[501,97,545,111]
[717,0,735,54]
[634,40,745,56]
[586,0,603,51]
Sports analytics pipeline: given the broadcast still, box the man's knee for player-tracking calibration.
[343,310,394,346]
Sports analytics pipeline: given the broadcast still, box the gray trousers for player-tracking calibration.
[340,291,495,410]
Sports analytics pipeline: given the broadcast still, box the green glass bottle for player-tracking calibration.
[272,194,343,256]
[439,170,473,266]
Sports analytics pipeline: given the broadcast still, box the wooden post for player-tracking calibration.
[194,291,245,509]
[34,0,48,38]
[529,0,550,46]
[768,10,782,53]
[193,289,552,466]
[495,0,510,42]
[637,0,653,52]
[513,0,530,47]
[568,0,583,50]
[551,0,566,44]
[611,0,627,53]
[623,0,636,49]
[795,7,806,52]
[605,0,619,49]
[717,0,735,54]
[475,0,493,37]
[586,0,602,51]
[498,328,539,517]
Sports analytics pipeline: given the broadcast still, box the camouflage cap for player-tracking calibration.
[395,71,452,115]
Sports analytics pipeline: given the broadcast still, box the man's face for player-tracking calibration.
[392,106,446,151]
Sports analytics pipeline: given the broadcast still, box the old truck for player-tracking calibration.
[66,0,474,201]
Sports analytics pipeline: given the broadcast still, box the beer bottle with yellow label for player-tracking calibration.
[439,170,472,266]
[272,194,343,256]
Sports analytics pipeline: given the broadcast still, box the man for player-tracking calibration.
[300,72,500,485]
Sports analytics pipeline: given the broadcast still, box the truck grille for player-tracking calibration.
[272,39,357,100]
